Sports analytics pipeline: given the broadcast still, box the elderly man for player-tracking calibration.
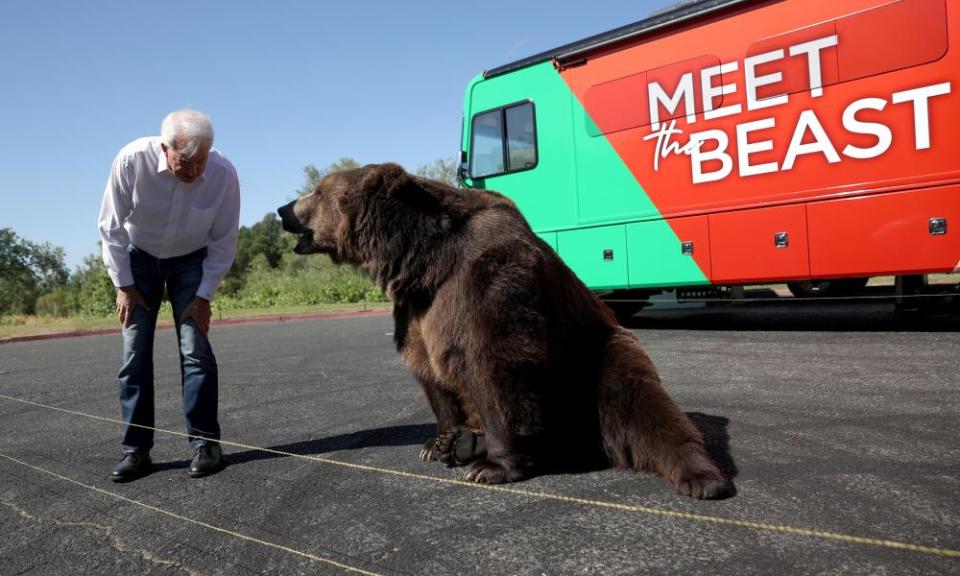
[98,109,240,482]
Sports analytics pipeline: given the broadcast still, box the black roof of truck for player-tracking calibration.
[483,0,758,78]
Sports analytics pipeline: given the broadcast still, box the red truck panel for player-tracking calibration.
[709,204,809,283]
[808,185,960,277]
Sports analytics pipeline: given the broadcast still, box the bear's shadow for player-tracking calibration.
[210,414,737,482]
[687,412,738,479]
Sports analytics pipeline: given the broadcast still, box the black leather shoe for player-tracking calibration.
[110,452,152,483]
[189,443,224,478]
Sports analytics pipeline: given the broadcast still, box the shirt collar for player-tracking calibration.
[157,147,170,174]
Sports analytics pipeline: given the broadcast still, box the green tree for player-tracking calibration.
[297,164,322,197]
[223,212,289,294]
[297,157,361,197]
[416,156,458,186]
[34,286,79,317]
[73,252,116,317]
[0,228,69,315]
[324,157,361,175]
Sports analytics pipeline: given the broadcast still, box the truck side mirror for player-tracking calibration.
[457,150,470,183]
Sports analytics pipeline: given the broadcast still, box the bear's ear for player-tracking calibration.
[359,163,409,196]
[360,162,441,214]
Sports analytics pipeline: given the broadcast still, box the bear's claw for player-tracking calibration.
[419,439,440,462]
[464,458,527,484]
[421,430,486,467]
[676,474,735,500]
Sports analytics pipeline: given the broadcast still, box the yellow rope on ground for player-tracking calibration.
[1,393,958,560]
[0,451,383,576]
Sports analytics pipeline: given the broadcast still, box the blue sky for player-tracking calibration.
[0,1,673,269]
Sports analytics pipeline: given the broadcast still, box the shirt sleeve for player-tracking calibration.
[97,151,134,288]
[196,168,241,301]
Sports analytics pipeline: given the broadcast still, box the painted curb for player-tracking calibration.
[0,308,392,346]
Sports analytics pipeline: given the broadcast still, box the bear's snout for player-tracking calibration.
[277,201,305,234]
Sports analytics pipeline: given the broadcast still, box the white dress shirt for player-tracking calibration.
[97,137,241,301]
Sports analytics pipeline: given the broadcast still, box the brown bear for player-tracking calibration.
[278,163,733,499]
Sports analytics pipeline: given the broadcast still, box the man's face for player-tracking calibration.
[162,140,210,183]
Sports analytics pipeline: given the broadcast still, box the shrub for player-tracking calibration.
[78,269,117,317]
[35,286,80,317]
[218,254,387,309]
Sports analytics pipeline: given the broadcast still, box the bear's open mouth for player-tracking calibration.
[293,231,315,254]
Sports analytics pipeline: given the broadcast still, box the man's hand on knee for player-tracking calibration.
[116,286,149,327]
[179,297,212,336]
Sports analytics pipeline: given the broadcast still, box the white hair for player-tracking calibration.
[160,109,214,160]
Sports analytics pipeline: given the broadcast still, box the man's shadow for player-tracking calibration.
[176,415,737,492]
[193,424,437,468]
[153,423,436,471]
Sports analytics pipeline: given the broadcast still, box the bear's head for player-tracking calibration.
[277,162,412,266]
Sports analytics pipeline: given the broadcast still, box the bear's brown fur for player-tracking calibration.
[278,163,732,499]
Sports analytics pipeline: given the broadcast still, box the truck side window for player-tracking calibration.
[506,103,537,171]
[470,101,537,178]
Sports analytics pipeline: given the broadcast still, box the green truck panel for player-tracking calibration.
[556,225,629,290]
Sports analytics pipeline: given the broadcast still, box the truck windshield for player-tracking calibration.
[471,110,504,178]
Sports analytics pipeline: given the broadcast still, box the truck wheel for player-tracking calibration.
[604,301,648,323]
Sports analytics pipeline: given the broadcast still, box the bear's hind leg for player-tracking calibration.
[600,329,734,499]
[674,442,733,499]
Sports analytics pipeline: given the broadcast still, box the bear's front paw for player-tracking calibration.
[434,430,486,467]
[463,458,526,484]
[419,438,441,462]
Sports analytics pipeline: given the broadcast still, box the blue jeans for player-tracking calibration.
[118,245,220,453]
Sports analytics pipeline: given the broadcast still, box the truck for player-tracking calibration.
[458,0,959,317]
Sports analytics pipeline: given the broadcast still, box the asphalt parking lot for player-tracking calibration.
[1,302,958,575]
